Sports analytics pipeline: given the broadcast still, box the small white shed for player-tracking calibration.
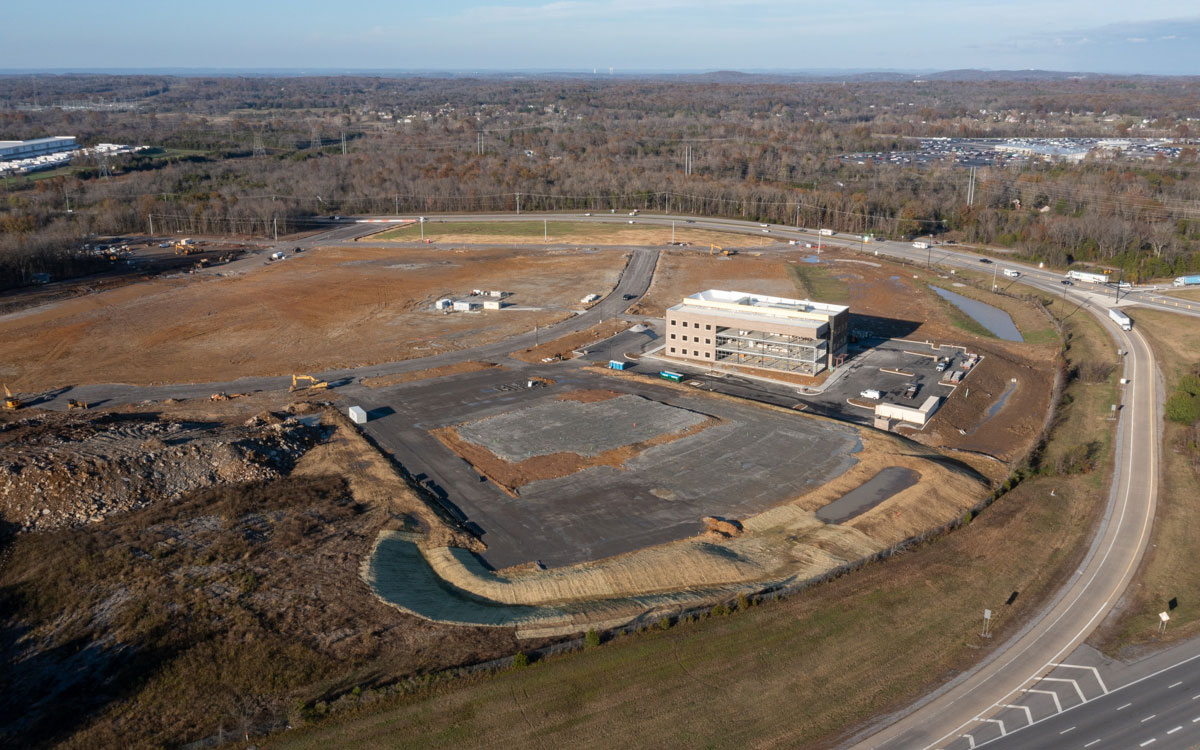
[483,299,503,310]
[348,405,368,424]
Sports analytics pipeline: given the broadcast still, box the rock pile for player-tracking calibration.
[0,411,322,532]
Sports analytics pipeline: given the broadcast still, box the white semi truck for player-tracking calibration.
[1109,308,1132,331]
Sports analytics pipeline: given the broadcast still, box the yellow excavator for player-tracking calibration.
[708,244,735,256]
[3,384,20,410]
[67,399,89,410]
[289,374,329,392]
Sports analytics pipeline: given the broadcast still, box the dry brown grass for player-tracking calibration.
[360,361,503,389]
[511,318,632,364]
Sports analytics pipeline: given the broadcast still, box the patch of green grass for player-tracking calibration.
[785,262,850,304]
[376,221,616,241]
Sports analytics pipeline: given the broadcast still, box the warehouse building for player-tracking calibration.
[0,136,78,161]
[665,290,849,376]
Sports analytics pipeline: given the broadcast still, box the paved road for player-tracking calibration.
[981,646,1200,750]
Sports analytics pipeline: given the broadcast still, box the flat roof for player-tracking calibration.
[0,136,77,148]
[674,289,848,324]
[667,302,827,334]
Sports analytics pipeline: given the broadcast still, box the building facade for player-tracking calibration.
[664,290,849,376]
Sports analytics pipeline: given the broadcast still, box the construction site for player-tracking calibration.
[0,218,1063,745]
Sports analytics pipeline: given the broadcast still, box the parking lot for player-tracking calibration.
[340,364,863,569]
[637,337,972,427]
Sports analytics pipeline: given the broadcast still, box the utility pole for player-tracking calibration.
[273,217,278,242]
[148,214,154,235]
[992,260,999,292]
[671,221,675,244]
[967,167,976,207]
[341,131,347,156]
[1114,270,1123,303]
[544,219,548,243]
[394,195,398,215]
[516,192,521,215]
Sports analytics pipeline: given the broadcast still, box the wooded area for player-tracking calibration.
[2,73,1199,288]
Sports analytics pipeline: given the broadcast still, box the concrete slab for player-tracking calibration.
[455,395,707,461]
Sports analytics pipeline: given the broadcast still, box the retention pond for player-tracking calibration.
[816,467,920,523]
[930,286,1023,342]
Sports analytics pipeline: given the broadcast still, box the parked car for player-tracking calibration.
[978,258,993,264]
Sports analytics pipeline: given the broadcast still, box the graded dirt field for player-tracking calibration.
[0,245,626,389]
[374,220,779,248]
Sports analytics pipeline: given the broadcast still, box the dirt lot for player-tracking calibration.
[0,245,626,389]
[0,399,536,749]
[511,319,633,364]
[374,220,780,248]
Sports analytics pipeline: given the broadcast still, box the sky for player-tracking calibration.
[2,1,1197,75]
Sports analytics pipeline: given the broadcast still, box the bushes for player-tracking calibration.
[1166,373,1200,425]
[584,628,601,648]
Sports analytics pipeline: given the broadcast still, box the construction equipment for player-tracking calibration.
[289,374,329,392]
[209,392,248,401]
[67,399,88,410]
[3,384,20,410]
[708,244,736,256]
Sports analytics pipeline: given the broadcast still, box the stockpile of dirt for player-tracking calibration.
[0,411,322,531]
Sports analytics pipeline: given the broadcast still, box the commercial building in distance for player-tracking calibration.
[0,136,78,161]
[665,290,849,376]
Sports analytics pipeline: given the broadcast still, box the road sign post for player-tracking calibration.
[981,609,993,638]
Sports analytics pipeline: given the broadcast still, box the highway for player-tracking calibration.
[18,211,1177,747]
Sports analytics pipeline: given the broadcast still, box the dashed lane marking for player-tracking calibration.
[1118,703,1132,710]
[1167,726,1182,735]
[1141,714,1157,723]
[1061,726,1076,735]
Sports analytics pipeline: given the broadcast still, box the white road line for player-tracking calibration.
[1141,714,1157,723]
[982,718,1007,737]
[1051,664,1110,694]
[1083,740,1101,748]
[1168,681,1182,688]
[1118,703,1132,710]
[1167,726,1182,735]
[1002,704,1033,725]
[1193,716,1200,723]
[1025,688,1064,713]
[1139,739,1156,747]
[1042,677,1087,704]
[962,734,976,749]
[1060,726,1076,734]
[1192,693,1200,700]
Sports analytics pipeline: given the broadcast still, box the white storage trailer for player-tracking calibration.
[1109,308,1132,331]
[1067,270,1111,284]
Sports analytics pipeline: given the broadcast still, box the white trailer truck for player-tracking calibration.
[1109,308,1132,331]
